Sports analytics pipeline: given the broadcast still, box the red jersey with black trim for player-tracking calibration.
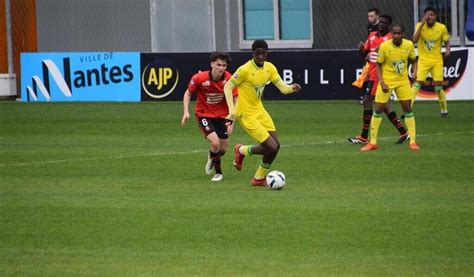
[364,31,393,81]
[188,70,238,118]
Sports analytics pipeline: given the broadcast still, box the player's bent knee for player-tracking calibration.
[363,101,372,109]
[375,107,385,114]
[270,141,280,153]
[400,102,412,113]
[210,139,220,149]
[268,145,279,155]
[261,138,279,154]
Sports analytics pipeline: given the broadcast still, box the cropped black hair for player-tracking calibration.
[252,39,268,51]
[391,24,405,32]
[424,6,437,14]
[379,13,393,25]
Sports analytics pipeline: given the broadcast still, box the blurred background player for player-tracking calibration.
[367,7,380,33]
[181,52,238,182]
[412,6,450,117]
[348,14,409,145]
[223,40,301,186]
[361,25,419,152]
[353,8,380,104]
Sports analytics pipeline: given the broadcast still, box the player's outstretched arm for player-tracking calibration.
[274,79,301,94]
[181,89,192,125]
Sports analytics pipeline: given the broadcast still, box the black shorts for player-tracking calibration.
[197,117,228,139]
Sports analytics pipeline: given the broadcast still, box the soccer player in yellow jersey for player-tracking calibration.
[223,40,301,186]
[361,25,420,151]
[412,6,450,117]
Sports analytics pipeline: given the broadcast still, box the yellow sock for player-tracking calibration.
[411,82,420,107]
[437,88,448,112]
[369,113,383,145]
[404,112,416,144]
[239,145,253,156]
[254,162,271,180]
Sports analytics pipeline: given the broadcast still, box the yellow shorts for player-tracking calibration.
[237,108,276,143]
[416,60,444,82]
[375,80,412,103]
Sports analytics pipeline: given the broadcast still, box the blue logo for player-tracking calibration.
[21,52,140,101]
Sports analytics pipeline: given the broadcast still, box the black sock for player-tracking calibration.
[210,151,222,174]
[361,109,373,139]
[387,111,407,135]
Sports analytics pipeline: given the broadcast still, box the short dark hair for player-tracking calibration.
[391,24,405,32]
[252,39,268,51]
[379,13,393,25]
[424,6,437,14]
[368,8,380,15]
[210,51,231,64]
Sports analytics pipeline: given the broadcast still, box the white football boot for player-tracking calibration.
[211,174,223,182]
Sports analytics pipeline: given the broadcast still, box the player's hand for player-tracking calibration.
[181,112,189,126]
[226,121,234,135]
[421,14,429,24]
[292,83,301,92]
[225,112,236,123]
[444,49,450,57]
[381,82,389,93]
[357,41,365,51]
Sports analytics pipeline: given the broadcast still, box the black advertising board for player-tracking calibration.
[140,51,366,101]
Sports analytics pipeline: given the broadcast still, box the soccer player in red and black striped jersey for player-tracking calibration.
[353,8,380,103]
[181,52,238,182]
[348,14,409,145]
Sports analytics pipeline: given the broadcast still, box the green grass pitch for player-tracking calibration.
[0,100,472,275]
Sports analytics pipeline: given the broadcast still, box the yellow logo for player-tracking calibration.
[424,39,436,51]
[392,61,405,74]
[141,60,179,99]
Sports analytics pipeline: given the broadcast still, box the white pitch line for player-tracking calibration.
[281,131,474,148]
[0,149,204,167]
[0,131,472,168]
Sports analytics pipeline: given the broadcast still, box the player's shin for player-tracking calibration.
[369,112,383,145]
[210,151,222,174]
[435,86,448,113]
[404,112,416,144]
[387,111,407,135]
[361,109,373,139]
[255,161,271,180]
